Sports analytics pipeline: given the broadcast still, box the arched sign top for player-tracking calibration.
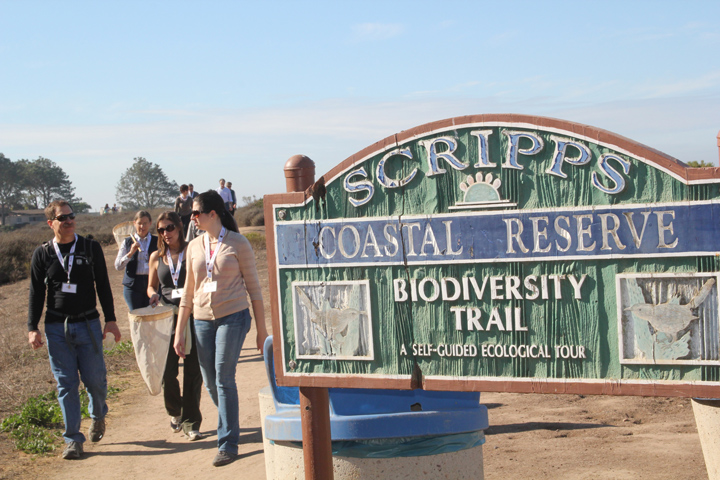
[323,114,720,192]
[285,114,720,219]
[266,114,720,398]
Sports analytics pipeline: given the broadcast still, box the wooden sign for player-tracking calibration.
[264,114,720,397]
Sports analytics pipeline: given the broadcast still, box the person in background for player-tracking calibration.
[226,182,237,216]
[103,204,110,215]
[188,184,198,200]
[174,184,193,236]
[174,190,267,467]
[115,211,157,310]
[216,179,233,211]
[147,212,203,441]
[112,204,118,214]
[28,200,121,459]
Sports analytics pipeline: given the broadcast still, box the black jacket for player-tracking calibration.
[28,235,116,331]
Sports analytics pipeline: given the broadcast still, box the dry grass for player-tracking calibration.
[0,209,166,286]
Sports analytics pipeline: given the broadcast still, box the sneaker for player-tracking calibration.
[212,450,236,467]
[62,441,83,460]
[186,430,204,441]
[170,416,182,433]
[89,418,105,442]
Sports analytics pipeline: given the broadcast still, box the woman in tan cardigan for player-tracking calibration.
[174,190,268,467]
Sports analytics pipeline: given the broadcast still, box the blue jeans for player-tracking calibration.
[194,309,251,454]
[123,275,149,311]
[45,318,108,444]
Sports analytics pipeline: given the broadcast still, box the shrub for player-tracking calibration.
[235,198,264,227]
[250,211,265,226]
[236,206,260,227]
[0,233,38,284]
[243,232,266,251]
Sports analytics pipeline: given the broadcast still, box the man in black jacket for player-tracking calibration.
[28,200,121,460]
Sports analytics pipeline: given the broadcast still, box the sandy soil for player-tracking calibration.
[0,231,710,480]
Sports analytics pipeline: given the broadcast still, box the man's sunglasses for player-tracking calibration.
[157,224,177,234]
[53,213,76,222]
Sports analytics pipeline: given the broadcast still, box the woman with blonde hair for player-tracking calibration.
[147,211,203,441]
[175,190,267,467]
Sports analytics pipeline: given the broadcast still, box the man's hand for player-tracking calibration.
[28,330,44,350]
[103,322,121,342]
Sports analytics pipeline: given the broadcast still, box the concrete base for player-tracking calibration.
[693,398,720,480]
[259,387,485,480]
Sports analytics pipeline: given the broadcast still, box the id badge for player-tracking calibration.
[203,281,217,293]
[61,283,78,294]
[171,288,184,299]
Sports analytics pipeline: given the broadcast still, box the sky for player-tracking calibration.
[1,0,719,211]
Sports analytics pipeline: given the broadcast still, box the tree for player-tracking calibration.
[69,200,92,213]
[0,154,23,225]
[687,160,715,168]
[18,157,80,208]
[116,157,178,210]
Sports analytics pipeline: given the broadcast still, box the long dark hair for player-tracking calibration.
[156,211,187,257]
[196,190,238,233]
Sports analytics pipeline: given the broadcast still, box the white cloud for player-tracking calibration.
[351,23,404,42]
[639,71,720,98]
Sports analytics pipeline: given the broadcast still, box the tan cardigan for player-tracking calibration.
[179,230,262,320]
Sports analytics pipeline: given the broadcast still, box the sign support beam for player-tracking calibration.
[283,155,334,480]
[300,386,334,480]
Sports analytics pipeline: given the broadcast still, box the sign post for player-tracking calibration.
[282,155,334,480]
[265,114,720,477]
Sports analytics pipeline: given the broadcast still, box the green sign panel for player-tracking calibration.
[265,114,720,397]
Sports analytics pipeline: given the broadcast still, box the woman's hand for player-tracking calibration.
[251,299,268,352]
[174,334,186,359]
[149,293,160,307]
[128,239,140,256]
[256,330,268,352]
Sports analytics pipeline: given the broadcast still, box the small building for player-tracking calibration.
[1,209,46,227]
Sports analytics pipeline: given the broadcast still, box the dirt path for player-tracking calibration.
[0,234,711,479]
[47,341,269,479]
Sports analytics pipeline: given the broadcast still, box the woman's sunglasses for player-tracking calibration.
[191,210,205,218]
[53,213,76,222]
[157,224,177,234]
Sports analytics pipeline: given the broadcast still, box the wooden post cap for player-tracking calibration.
[284,155,316,193]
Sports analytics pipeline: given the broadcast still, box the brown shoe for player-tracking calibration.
[213,450,236,467]
[62,441,83,459]
[89,418,105,442]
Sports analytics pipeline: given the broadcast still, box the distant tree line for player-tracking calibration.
[0,154,90,225]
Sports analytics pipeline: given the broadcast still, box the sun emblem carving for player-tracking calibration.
[459,173,502,203]
[451,171,516,211]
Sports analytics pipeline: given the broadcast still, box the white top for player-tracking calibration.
[217,186,233,204]
[114,234,151,274]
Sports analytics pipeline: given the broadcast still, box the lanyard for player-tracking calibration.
[53,234,78,283]
[203,227,226,282]
[166,249,185,288]
[134,234,150,262]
